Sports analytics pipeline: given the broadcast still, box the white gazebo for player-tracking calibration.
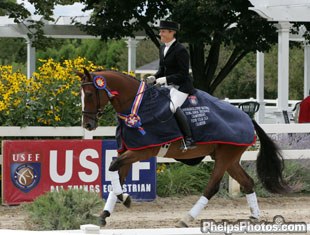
[0,15,96,78]
[2,1,310,124]
[0,2,146,78]
[249,0,310,123]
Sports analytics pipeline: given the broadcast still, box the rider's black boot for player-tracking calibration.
[174,107,196,151]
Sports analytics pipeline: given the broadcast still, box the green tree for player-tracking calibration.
[2,0,309,95]
[214,52,257,99]
[136,39,158,67]
[288,45,304,100]
[0,38,27,64]
[214,44,305,100]
[0,0,29,18]
[36,39,128,70]
[78,0,281,94]
[264,45,305,100]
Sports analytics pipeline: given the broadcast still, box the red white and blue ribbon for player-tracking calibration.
[118,82,146,135]
[93,75,115,98]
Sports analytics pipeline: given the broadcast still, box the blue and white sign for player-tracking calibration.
[101,140,156,201]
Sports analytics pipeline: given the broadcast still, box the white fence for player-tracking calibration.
[1,124,310,195]
[223,98,301,108]
[224,98,302,124]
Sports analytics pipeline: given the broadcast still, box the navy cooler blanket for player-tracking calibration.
[117,87,255,151]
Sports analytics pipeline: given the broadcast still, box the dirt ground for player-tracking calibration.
[0,195,309,230]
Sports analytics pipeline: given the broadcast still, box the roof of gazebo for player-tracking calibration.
[249,0,310,21]
[0,15,96,39]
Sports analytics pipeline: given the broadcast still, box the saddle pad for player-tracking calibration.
[116,87,255,152]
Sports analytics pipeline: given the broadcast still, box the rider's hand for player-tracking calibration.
[144,75,156,85]
[155,77,167,86]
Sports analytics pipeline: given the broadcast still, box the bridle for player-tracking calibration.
[81,71,145,123]
[81,73,114,122]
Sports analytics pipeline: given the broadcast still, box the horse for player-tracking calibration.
[77,68,289,228]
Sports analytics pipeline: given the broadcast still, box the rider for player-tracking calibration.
[146,20,196,150]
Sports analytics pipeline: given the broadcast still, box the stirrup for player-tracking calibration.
[180,138,196,151]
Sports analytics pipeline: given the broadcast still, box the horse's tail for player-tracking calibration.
[252,120,290,194]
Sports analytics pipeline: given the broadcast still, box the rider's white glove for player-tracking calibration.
[144,75,156,85]
[155,77,167,86]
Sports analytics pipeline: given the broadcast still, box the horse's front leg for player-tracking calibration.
[109,148,157,171]
[107,149,155,207]
[100,149,157,226]
[100,164,131,226]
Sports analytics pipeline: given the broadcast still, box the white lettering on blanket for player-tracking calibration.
[182,106,210,127]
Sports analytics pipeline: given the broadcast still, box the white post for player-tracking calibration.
[126,37,138,73]
[256,51,265,123]
[304,43,310,98]
[26,37,36,79]
[83,129,93,139]
[276,22,291,111]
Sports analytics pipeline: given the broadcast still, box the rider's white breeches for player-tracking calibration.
[169,87,188,113]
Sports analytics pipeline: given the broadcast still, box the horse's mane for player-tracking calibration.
[94,69,140,82]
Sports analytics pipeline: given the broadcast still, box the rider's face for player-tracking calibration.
[159,29,175,43]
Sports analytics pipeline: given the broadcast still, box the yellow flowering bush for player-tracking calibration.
[0,57,98,126]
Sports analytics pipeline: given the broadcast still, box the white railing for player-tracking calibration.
[1,124,310,196]
[223,98,301,108]
[224,98,302,124]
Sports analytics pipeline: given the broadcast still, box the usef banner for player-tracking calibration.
[2,139,156,205]
[101,140,156,201]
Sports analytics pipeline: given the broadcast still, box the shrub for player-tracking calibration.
[157,162,216,197]
[0,58,96,126]
[0,58,127,127]
[242,160,310,197]
[156,159,309,198]
[24,189,103,230]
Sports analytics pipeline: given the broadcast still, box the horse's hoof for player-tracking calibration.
[176,214,193,227]
[249,216,259,223]
[122,193,131,208]
[176,220,188,228]
[99,210,110,227]
[99,217,107,227]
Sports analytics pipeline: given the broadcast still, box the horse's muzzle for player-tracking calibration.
[84,122,97,131]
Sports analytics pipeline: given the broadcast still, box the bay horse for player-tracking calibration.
[78,68,289,228]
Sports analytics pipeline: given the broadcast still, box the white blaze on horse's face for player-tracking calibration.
[81,83,99,130]
[81,87,85,124]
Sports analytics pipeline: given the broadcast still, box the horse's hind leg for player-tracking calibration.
[227,162,260,219]
[177,161,227,227]
[177,145,246,227]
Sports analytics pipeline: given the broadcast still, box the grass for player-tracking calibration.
[157,162,230,197]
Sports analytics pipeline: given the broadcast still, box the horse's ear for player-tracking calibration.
[83,67,91,81]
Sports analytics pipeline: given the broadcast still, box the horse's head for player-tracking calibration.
[78,68,111,130]
[77,68,141,130]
